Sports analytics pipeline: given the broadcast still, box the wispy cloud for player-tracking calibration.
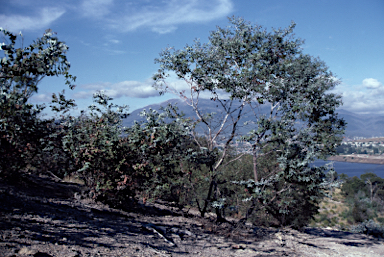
[0,7,65,32]
[29,93,52,103]
[82,0,233,34]
[107,39,120,44]
[102,37,121,48]
[81,0,113,17]
[1,0,232,34]
[334,78,384,114]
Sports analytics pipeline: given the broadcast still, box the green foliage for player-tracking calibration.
[341,173,384,202]
[61,91,131,204]
[341,176,367,198]
[124,104,194,202]
[338,173,384,225]
[61,95,196,206]
[0,23,349,231]
[0,28,76,180]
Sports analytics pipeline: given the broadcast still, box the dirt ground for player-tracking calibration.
[1,174,384,257]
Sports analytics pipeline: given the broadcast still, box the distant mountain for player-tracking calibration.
[122,98,269,137]
[337,109,384,138]
[122,99,384,138]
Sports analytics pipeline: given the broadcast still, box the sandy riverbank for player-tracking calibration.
[328,154,384,165]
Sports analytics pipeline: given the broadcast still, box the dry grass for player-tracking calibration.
[311,188,350,229]
[62,174,85,185]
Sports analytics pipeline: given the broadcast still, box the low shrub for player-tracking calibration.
[350,220,384,238]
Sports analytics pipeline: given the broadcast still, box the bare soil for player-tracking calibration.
[1,174,384,257]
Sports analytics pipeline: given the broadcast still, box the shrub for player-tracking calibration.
[376,217,384,224]
[350,220,384,238]
[62,95,196,207]
[61,91,131,205]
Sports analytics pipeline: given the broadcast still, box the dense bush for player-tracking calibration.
[123,105,194,203]
[236,150,332,228]
[337,173,384,225]
[61,95,197,206]
[341,176,367,198]
[350,220,384,238]
[0,28,76,180]
[61,91,132,204]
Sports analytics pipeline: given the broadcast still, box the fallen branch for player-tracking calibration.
[143,224,177,247]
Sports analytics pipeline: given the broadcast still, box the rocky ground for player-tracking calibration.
[1,174,384,257]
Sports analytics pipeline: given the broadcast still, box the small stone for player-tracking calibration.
[232,244,246,249]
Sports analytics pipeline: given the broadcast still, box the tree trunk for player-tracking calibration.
[200,165,215,217]
[252,145,258,182]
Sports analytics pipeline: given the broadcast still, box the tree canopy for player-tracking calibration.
[153,17,346,226]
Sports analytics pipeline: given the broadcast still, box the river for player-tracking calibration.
[312,160,384,179]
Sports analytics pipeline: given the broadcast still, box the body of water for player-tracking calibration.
[312,160,384,179]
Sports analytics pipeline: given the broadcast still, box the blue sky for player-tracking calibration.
[1,0,383,116]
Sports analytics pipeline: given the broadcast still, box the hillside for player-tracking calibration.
[1,174,384,256]
[123,99,384,138]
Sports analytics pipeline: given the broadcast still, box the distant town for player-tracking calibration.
[338,137,384,155]
[328,137,384,164]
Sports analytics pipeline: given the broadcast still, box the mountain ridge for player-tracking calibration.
[123,98,384,138]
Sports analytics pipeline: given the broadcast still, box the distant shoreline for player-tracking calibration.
[328,155,384,165]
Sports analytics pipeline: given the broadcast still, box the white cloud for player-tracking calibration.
[0,7,65,32]
[363,78,382,89]
[82,0,233,34]
[74,79,159,99]
[333,78,384,114]
[74,75,230,102]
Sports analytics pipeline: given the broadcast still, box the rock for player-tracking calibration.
[18,247,36,255]
[231,244,246,249]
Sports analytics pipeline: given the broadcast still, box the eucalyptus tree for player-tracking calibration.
[0,28,76,179]
[153,17,345,225]
[360,173,384,203]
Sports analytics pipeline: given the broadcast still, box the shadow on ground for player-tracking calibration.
[1,174,383,256]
